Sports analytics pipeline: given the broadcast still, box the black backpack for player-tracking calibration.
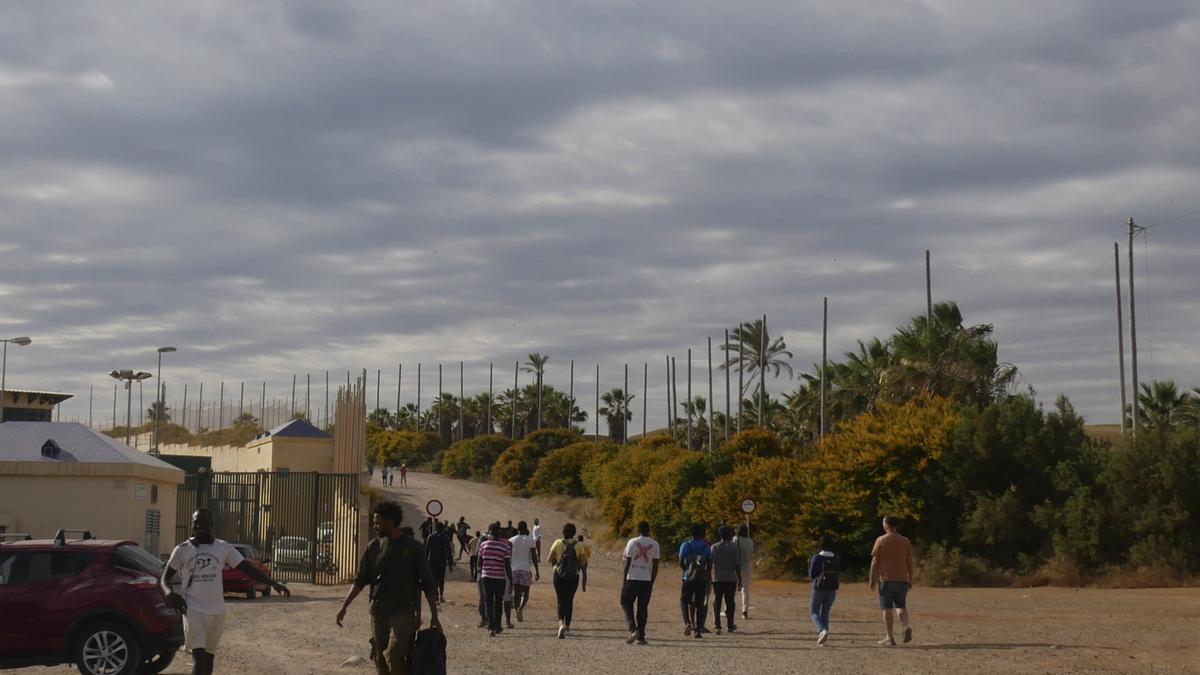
[816,556,839,591]
[408,628,446,675]
[556,541,579,578]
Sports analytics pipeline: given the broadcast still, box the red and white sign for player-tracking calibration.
[740,498,757,515]
[426,499,443,517]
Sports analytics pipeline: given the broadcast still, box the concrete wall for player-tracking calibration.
[0,475,179,558]
[159,436,334,474]
[158,443,272,473]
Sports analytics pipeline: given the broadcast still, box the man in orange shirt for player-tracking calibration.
[868,514,914,646]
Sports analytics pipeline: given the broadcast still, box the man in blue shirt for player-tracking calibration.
[678,523,712,638]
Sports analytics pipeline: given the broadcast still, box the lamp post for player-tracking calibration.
[153,347,177,455]
[0,336,32,423]
[109,369,152,446]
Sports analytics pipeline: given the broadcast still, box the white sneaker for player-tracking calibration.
[878,636,896,646]
[817,629,828,645]
[557,623,566,639]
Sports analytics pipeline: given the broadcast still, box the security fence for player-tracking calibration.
[175,471,361,585]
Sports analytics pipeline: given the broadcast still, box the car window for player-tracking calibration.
[0,552,15,586]
[21,551,91,583]
[112,544,164,575]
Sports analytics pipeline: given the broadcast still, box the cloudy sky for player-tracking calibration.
[1,1,1197,431]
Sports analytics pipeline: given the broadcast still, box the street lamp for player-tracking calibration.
[0,336,32,424]
[153,347,177,455]
[109,369,152,446]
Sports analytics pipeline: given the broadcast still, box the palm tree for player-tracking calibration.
[522,353,549,430]
[889,301,1017,407]
[1137,380,1190,431]
[429,393,459,445]
[676,396,710,450]
[838,337,891,415]
[495,388,526,439]
[721,319,794,399]
[395,403,421,431]
[542,388,587,430]
[599,388,634,442]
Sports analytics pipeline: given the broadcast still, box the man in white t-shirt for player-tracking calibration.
[508,520,540,622]
[620,520,660,645]
[162,509,289,675]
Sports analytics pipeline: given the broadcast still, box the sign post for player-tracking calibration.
[739,498,757,537]
[425,499,443,519]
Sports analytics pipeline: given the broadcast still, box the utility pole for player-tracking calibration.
[1128,217,1141,438]
[707,336,714,452]
[1114,242,1127,434]
[758,314,766,427]
[642,362,648,439]
[724,329,731,442]
[925,249,933,323]
[821,297,828,441]
[623,363,629,445]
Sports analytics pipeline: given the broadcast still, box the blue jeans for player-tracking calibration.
[810,588,836,633]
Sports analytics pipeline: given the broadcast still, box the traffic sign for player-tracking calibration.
[425,499,443,517]
[740,498,757,515]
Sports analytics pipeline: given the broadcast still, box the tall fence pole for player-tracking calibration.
[1128,218,1141,438]
[459,361,465,441]
[820,297,828,441]
[487,363,493,434]
[665,355,672,436]
[595,364,600,441]
[686,348,693,449]
[724,328,731,441]
[642,362,648,439]
[623,363,629,445]
[569,360,574,430]
[1113,242,1127,434]
[758,314,766,427]
[708,337,714,452]
[671,357,679,442]
[512,361,519,438]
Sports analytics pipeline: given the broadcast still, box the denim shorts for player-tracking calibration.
[878,581,909,609]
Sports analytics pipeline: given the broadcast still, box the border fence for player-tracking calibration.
[175,471,361,585]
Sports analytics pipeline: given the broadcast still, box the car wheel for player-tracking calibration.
[246,586,256,600]
[74,621,142,675]
[138,649,176,675]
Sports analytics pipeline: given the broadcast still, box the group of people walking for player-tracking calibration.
[336,499,916,674]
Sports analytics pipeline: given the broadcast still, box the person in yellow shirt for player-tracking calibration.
[546,523,590,638]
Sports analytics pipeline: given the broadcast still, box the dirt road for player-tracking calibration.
[13,470,1200,673]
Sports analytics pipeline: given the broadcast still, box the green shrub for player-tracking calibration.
[917,543,1010,587]
[528,441,614,496]
[371,430,443,467]
[491,428,584,494]
[440,435,513,479]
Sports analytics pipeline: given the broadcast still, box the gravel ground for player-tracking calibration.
[11,471,1200,674]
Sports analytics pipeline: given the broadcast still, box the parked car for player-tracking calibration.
[0,530,183,675]
[317,521,334,543]
[272,536,311,571]
[222,543,271,600]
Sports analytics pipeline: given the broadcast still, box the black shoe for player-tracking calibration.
[636,639,648,645]
[728,624,737,633]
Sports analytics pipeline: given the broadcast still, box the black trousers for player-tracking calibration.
[553,573,580,625]
[482,577,507,632]
[712,581,737,629]
[680,579,709,629]
[430,563,447,599]
[620,580,653,640]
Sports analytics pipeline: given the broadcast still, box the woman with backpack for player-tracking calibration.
[808,534,841,645]
[547,522,590,638]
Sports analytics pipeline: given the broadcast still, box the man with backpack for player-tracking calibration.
[620,520,660,645]
[809,534,841,645]
[547,522,589,638]
[710,525,741,634]
[678,523,712,638]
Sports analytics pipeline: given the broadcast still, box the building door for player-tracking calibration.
[145,510,161,559]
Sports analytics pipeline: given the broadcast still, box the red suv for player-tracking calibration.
[0,531,183,675]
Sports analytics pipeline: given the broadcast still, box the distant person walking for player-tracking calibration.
[620,521,660,645]
[419,517,433,544]
[710,525,741,634]
[678,523,712,638]
[399,464,407,486]
[547,522,590,638]
[532,518,543,561]
[477,522,513,637]
[162,509,290,675]
[336,501,440,675]
[734,524,754,619]
[467,530,482,581]
[869,515,914,646]
[456,517,471,560]
[809,534,841,645]
[509,521,539,621]
[425,521,455,603]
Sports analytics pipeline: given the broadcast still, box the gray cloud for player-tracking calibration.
[1,1,1197,430]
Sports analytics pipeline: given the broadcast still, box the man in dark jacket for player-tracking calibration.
[337,501,441,675]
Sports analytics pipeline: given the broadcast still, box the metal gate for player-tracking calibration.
[175,471,361,584]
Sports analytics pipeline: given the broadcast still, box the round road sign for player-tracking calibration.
[425,499,443,517]
[740,498,757,515]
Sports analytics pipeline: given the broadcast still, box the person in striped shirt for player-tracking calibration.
[477,522,513,637]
